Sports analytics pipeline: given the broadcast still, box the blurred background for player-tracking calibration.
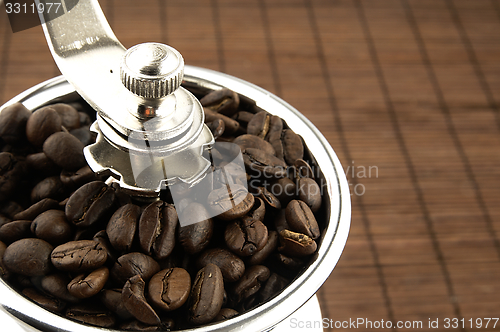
[1,0,500,331]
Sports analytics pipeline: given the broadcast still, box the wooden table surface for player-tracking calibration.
[1,1,500,331]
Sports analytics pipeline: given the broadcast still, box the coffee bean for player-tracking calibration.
[265,115,284,160]
[119,320,164,331]
[3,238,53,276]
[248,197,266,222]
[0,240,10,279]
[101,288,134,320]
[230,265,270,305]
[70,127,95,146]
[14,198,59,221]
[207,184,254,221]
[138,201,178,259]
[282,129,303,165]
[26,106,62,147]
[246,230,279,266]
[93,230,118,263]
[294,159,315,179]
[243,147,287,178]
[0,220,32,243]
[206,118,225,139]
[68,266,109,299]
[31,176,66,203]
[0,157,26,201]
[107,203,140,252]
[148,268,191,312]
[297,178,322,213]
[257,186,281,210]
[122,275,161,325]
[247,112,269,139]
[65,304,116,328]
[285,200,320,240]
[31,210,73,245]
[65,181,116,228]
[51,103,80,130]
[60,166,98,189]
[213,308,239,322]
[40,273,81,303]
[225,217,268,257]
[22,287,66,313]
[178,203,213,255]
[27,151,60,176]
[110,252,160,285]
[259,272,288,302]
[196,248,245,282]
[51,240,107,272]
[233,134,275,156]
[272,177,297,207]
[43,132,86,170]
[204,108,239,135]
[188,264,224,325]
[200,88,240,117]
[0,103,31,144]
[278,229,317,257]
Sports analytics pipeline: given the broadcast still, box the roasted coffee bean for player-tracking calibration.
[65,181,116,227]
[208,184,254,221]
[285,200,320,240]
[297,178,322,213]
[65,304,116,328]
[70,127,95,146]
[41,273,80,303]
[247,230,279,266]
[257,186,281,210]
[248,197,266,222]
[0,214,10,228]
[230,265,270,305]
[3,238,53,276]
[51,103,80,130]
[0,240,10,279]
[26,106,62,147]
[204,107,239,135]
[196,248,245,282]
[68,266,109,299]
[31,210,73,245]
[122,275,161,325]
[272,177,296,206]
[0,158,26,201]
[111,252,160,285]
[14,198,59,221]
[188,264,224,325]
[107,203,140,252]
[178,203,213,255]
[0,103,31,144]
[0,201,24,219]
[43,132,86,170]
[233,134,275,156]
[60,166,98,189]
[232,111,254,127]
[200,88,240,117]
[101,288,134,320]
[148,268,191,312]
[295,159,315,179]
[51,240,107,272]
[22,288,66,313]
[225,217,268,257]
[93,230,118,263]
[0,220,32,243]
[31,176,66,203]
[282,129,303,165]
[265,115,284,159]
[247,112,269,139]
[207,118,225,139]
[120,320,163,331]
[278,229,317,257]
[259,273,288,302]
[213,308,239,322]
[243,148,287,178]
[0,152,15,173]
[138,201,178,259]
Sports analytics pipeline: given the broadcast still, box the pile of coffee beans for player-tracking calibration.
[0,86,325,330]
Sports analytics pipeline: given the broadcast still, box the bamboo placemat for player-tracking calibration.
[1,1,499,331]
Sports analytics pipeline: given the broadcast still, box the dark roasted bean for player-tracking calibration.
[243,147,287,178]
[65,304,116,328]
[41,273,81,303]
[0,220,32,243]
[233,134,275,156]
[0,103,31,144]
[259,273,288,302]
[22,288,66,313]
[204,107,239,135]
[188,264,224,325]
[101,288,134,320]
[272,177,297,207]
[0,240,10,279]
[31,210,73,245]
[247,230,279,266]
[43,132,86,170]
[225,217,268,257]
[148,268,191,312]
[230,265,270,305]
[196,248,245,282]
[51,240,107,272]
[31,176,66,203]
[257,186,281,210]
[122,275,161,325]
[278,229,317,257]
[207,184,254,221]
[178,203,213,255]
[295,159,315,179]
[248,197,266,222]
[26,106,62,147]
[68,266,109,299]
[13,198,59,221]
[213,308,239,322]
[65,181,116,227]
[282,129,303,165]
[26,152,59,175]
[285,200,320,240]
[265,115,284,160]
[3,238,53,276]
[200,88,240,117]
[107,203,140,252]
[110,252,160,285]
[297,178,322,213]
[51,103,81,130]
[206,118,225,139]
[60,166,98,189]
[247,112,269,139]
